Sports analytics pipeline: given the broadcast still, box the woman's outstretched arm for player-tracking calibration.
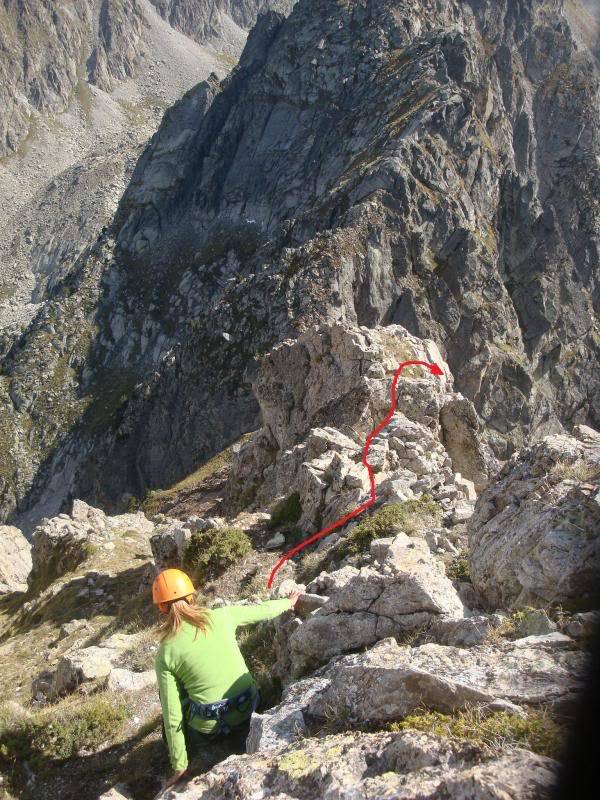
[227,594,298,627]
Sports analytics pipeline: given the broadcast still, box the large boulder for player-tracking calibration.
[469,433,600,609]
[167,730,556,800]
[43,632,144,697]
[247,675,330,754]
[53,645,120,695]
[276,532,465,678]
[0,524,31,593]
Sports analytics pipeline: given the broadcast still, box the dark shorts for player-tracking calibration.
[161,690,261,755]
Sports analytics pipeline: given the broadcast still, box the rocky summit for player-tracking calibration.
[0,0,598,799]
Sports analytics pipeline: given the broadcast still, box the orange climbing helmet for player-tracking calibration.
[152,568,195,611]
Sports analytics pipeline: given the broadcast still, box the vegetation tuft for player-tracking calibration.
[387,707,562,759]
[446,550,471,583]
[238,623,282,711]
[183,527,252,582]
[339,497,441,556]
[0,694,128,769]
[550,459,599,482]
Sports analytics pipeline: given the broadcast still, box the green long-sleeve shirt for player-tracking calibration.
[155,598,292,771]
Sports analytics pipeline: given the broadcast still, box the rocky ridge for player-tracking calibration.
[1,322,597,798]
[1,0,598,531]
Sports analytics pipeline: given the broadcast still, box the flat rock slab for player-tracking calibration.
[308,637,587,723]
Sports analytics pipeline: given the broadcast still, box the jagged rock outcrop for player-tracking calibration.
[227,323,486,525]
[1,0,597,528]
[162,729,557,800]
[469,431,600,610]
[277,532,465,678]
[0,525,31,593]
[28,500,153,588]
[308,635,585,721]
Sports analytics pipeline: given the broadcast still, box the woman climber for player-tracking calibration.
[152,568,300,790]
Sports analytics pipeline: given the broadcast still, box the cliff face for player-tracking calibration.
[1,0,598,529]
[0,0,290,159]
[114,0,600,455]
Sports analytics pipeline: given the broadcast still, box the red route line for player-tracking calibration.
[267,359,443,588]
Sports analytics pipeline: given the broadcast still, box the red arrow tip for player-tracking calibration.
[429,363,444,376]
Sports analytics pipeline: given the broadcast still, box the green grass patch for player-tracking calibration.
[0,694,129,769]
[183,527,252,583]
[446,550,471,583]
[387,708,562,759]
[339,497,441,556]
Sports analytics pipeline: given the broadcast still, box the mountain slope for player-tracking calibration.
[1,0,598,531]
[0,0,288,345]
[149,0,295,50]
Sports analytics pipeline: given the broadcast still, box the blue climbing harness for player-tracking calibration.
[184,686,259,736]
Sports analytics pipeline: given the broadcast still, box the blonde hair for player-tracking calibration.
[159,597,212,642]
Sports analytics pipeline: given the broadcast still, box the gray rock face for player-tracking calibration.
[1,0,598,527]
[246,674,329,753]
[469,433,600,609]
[274,531,465,679]
[307,636,586,724]
[87,0,146,92]
[0,1,89,157]
[0,525,32,593]
[112,0,600,464]
[163,729,557,800]
[0,1,150,158]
